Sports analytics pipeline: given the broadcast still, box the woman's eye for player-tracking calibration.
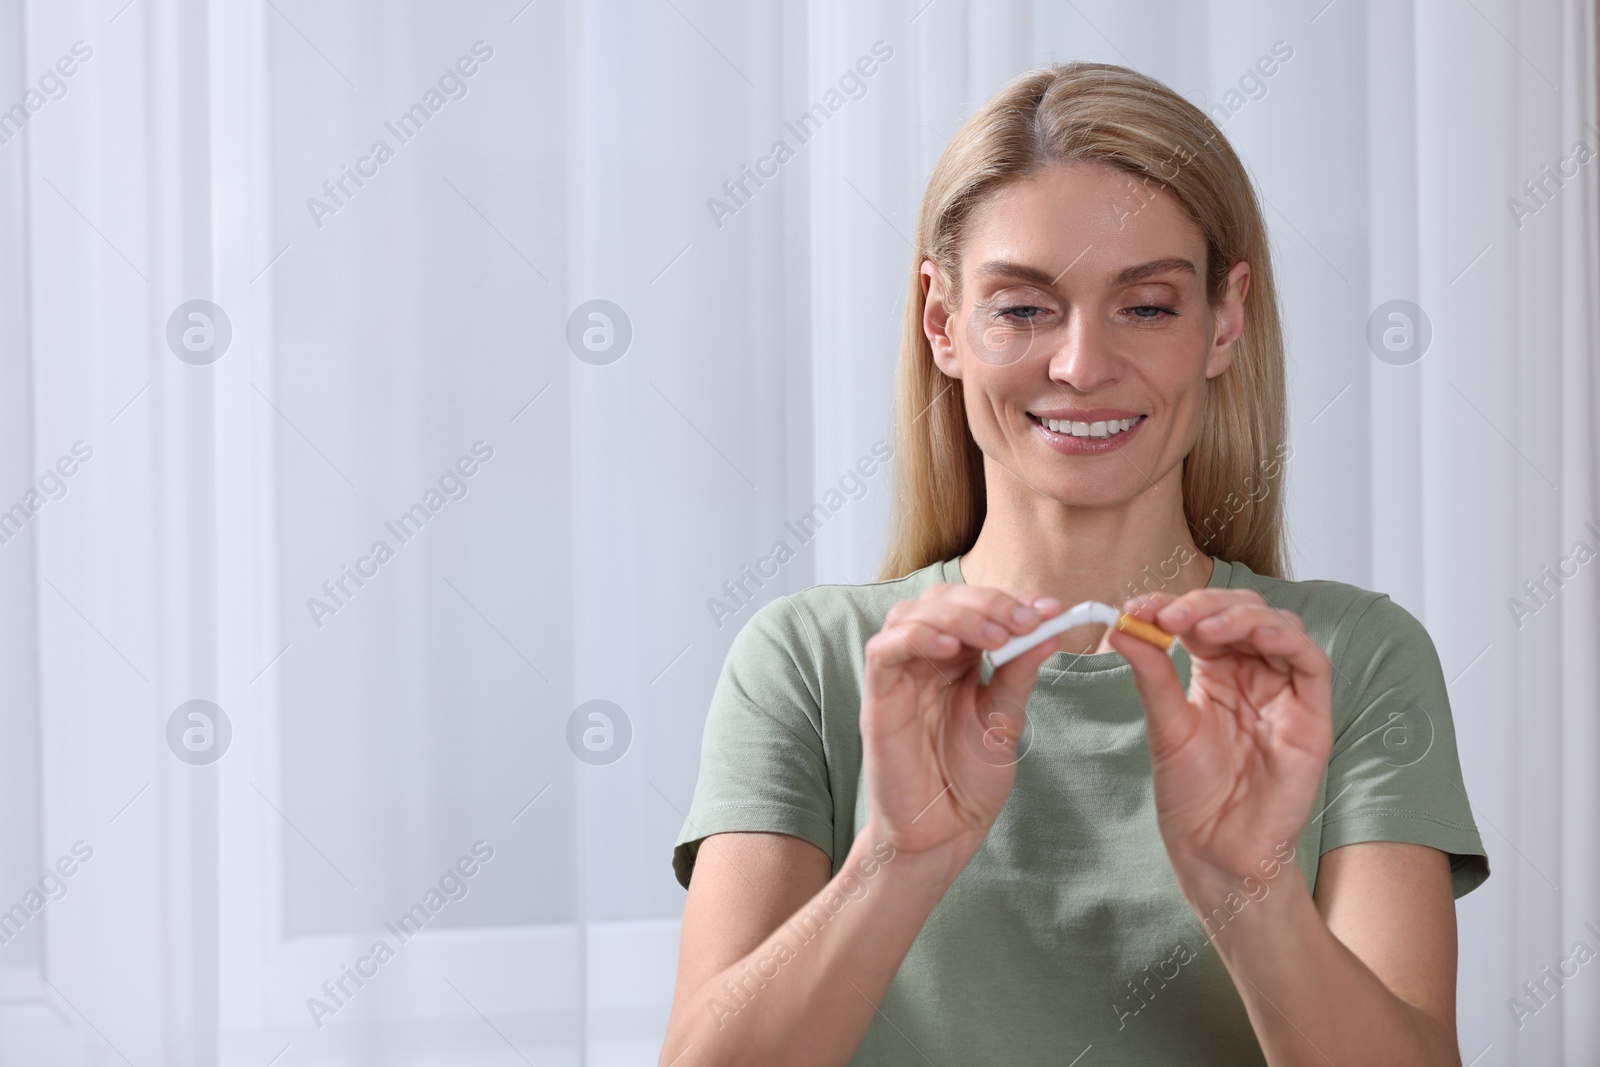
[1125,305,1176,321]
[996,305,1045,323]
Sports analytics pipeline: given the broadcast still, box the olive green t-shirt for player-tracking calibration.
[672,555,1490,1065]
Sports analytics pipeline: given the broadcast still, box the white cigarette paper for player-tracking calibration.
[988,600,1122,667]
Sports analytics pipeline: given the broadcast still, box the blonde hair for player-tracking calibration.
[877,61,1288,581]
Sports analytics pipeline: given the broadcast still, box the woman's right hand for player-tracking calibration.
[860,582,1066,864]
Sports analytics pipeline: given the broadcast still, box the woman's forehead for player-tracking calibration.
[962,163,1205,284]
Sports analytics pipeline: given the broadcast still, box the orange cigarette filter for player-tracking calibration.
[1115,613,1175,650]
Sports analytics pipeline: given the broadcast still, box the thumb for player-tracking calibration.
[1106,629,1192,757]
[978,637,1056,735]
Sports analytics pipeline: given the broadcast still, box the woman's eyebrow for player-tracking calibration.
[973,256,1197,289]
[1108,257,1198,286]
[973,260,1062,287]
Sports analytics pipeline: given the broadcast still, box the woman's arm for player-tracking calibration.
[1197,840,1461,1065]
[657,827,967,1067]
[1110,589,1463,1065]
[659,582,1067,1066]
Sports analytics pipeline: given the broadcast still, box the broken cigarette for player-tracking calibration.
[989,600,1175,667]
[1113,613,1176,650]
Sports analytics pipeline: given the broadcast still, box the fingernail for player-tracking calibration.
[980,622,1008,643]
[1161,605,1190,626]
[1011,604,1038,625]
[1033,596,1062,613]
[1198,616,1224,633]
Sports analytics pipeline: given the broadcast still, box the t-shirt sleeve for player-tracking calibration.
[1318,593,1490,898]
[671,594,835,889]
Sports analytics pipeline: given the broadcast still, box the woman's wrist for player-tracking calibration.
[856,816,983,896]
[1166,836,1306,926]
[1192,868,1324,994]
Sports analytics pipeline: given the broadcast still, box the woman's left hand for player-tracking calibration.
[1106,588,1332,907]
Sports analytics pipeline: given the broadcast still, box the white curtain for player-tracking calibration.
[1,0,1594,1064]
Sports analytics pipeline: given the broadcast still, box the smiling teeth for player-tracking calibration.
[1040,416,1140,438]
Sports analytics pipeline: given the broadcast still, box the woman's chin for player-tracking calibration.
[1030,477,1149,510]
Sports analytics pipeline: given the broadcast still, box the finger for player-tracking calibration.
[1187,619,1332,725]
[1183,606,1321,677]
[865,617,974,677]
[1152,600,1287,659]
[1105,627,1193,757]
[1181,603,1304,658]
[963,637,1057,763]
[1154,588,1267,633]
[895,586,1065,652]
[1121,590,1178,620]
[1247,621,1334,689]
[982,632,1058,715]
[931,581,1066,621]
[919,581,1066,622]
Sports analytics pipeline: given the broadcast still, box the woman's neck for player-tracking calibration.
[957,460,1214,622]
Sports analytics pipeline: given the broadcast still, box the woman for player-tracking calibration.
[661,62,1489,1066]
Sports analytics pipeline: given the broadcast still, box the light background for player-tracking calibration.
[0,0,1596,1064]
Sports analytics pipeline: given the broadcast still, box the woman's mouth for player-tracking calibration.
[1026,412,1147,454]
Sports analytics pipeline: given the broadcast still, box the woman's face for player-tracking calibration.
[923,161,1250,509]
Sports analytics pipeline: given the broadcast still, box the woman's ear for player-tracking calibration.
[1205,260,1251,379]
[922,260,962,379]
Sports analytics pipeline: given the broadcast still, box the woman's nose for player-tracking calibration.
[1046,315,1122,391]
